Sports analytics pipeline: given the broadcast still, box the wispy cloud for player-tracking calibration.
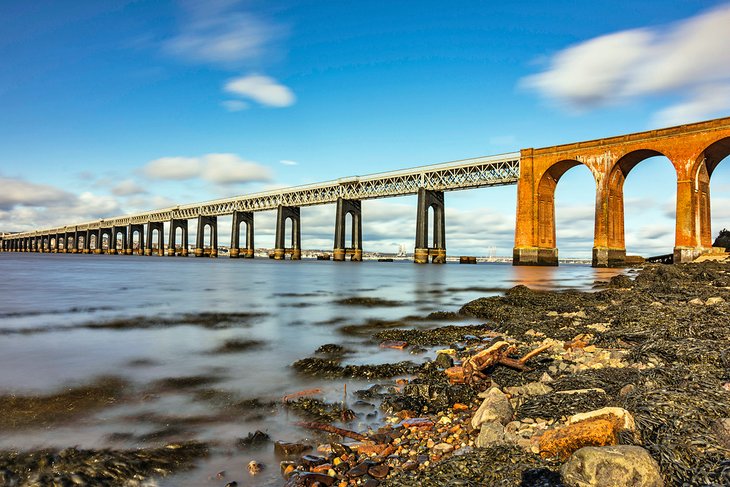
[280,160,298,166]
[111,179,147,196]
[522,4,730,125]
[221,99,249,112]
[224,74,295,107]
[164,0,282,67]
[163,0,295,110]
[141,153,273,185]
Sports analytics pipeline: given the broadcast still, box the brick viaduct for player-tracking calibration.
[513,116,730,267]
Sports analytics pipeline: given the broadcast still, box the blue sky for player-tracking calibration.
[1,0,729,257]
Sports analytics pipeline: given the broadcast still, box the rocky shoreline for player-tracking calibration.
[2,262,730,486]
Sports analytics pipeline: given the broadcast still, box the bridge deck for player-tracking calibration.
[10,152,520,236]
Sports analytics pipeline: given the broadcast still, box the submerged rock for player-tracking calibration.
[561,445,663,487]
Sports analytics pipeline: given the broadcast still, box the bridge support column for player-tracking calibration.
[196,216,217,257]
[333,198,362,261]
[414,188,446,264]
[168,219,189,256]
[145,222,164,256]
[69,231,78,254]
[230,211,254,258]
[513,149,558,266]
[128,224,144,255]
[275,206,301,260]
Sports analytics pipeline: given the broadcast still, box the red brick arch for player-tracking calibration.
[514,116,730,267]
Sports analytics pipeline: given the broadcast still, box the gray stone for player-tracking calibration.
[475,421,506,448]
[561,445,663,487]
[505,381,553,397]
[471,387,513,428]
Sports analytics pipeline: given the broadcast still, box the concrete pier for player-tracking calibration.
[230,211,254,258]
[196,216,217,257]
[146,222,165,256]
[274,205,301,260]
[168,219,189,256]
[414,188,446,264]
[333,198,362,261]
[129,224,145,255]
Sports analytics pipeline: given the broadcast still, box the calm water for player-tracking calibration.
[0,253,622,485]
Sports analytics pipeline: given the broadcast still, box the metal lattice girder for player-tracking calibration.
[11,153,520,239]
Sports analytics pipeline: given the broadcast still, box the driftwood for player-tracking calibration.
[295,421,370,442]
[445,340,552,389]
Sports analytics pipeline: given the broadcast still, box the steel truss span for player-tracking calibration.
[10,153,520,237]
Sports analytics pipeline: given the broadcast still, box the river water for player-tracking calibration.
[0,253,622,485]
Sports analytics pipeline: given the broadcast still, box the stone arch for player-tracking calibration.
[605,149,676,251]
[692,136,730,247]
[536,159,598,252]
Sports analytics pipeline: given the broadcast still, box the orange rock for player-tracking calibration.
[401,418,435,430]
[353,443,388,456]
[452,403,469,411]
[538,418,619,460]
[396,409,417,420]
[312,463,333,473]
[445,366,466,384]
[379,340,408,349]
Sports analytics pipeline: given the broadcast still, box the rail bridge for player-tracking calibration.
[0,154,520,263]
[2,116,730,266]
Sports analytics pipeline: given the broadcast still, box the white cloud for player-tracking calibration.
[221,99,249,112]
[202,153,273,184]
[522,4,730,125]
[0,177,73,210]
[142,157,202,180]
[0,178,123,232]
[164,0,282,67]
[111,179,146,196]
[280,160,298,166]
[140,153,273,185]
[224,74,295,107]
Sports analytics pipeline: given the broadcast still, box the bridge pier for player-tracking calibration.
[275,206,301,260]
[333,198,362,261]
[128,224,144,255]
[168,219,189,256]
[145,222,165,256]
[196,216,217,257]
[113,226,128,255]
[230,211,254,258]
[414,188,446,264]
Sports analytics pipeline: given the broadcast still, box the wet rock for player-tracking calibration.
[247,460,263,475]
[561,445,663,487]
[347,461,371,478]
[368,463,390,479]
[274,441,311,457]
[225,482,238,487]
[434,352,454,369]
[475,421,507,448]
[300,455,326,468]
[380,340,408,349]
[432,443,455,455]
[237,430,271,449]
[706,296,725,305]
[471,387,513,428]
[285,471,335,486]
[539,418,619,460]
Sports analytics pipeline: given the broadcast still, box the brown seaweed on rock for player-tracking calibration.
[0,442,208,486]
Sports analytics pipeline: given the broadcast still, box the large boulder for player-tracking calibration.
[561,445,663,487]
[471,387,513,429]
